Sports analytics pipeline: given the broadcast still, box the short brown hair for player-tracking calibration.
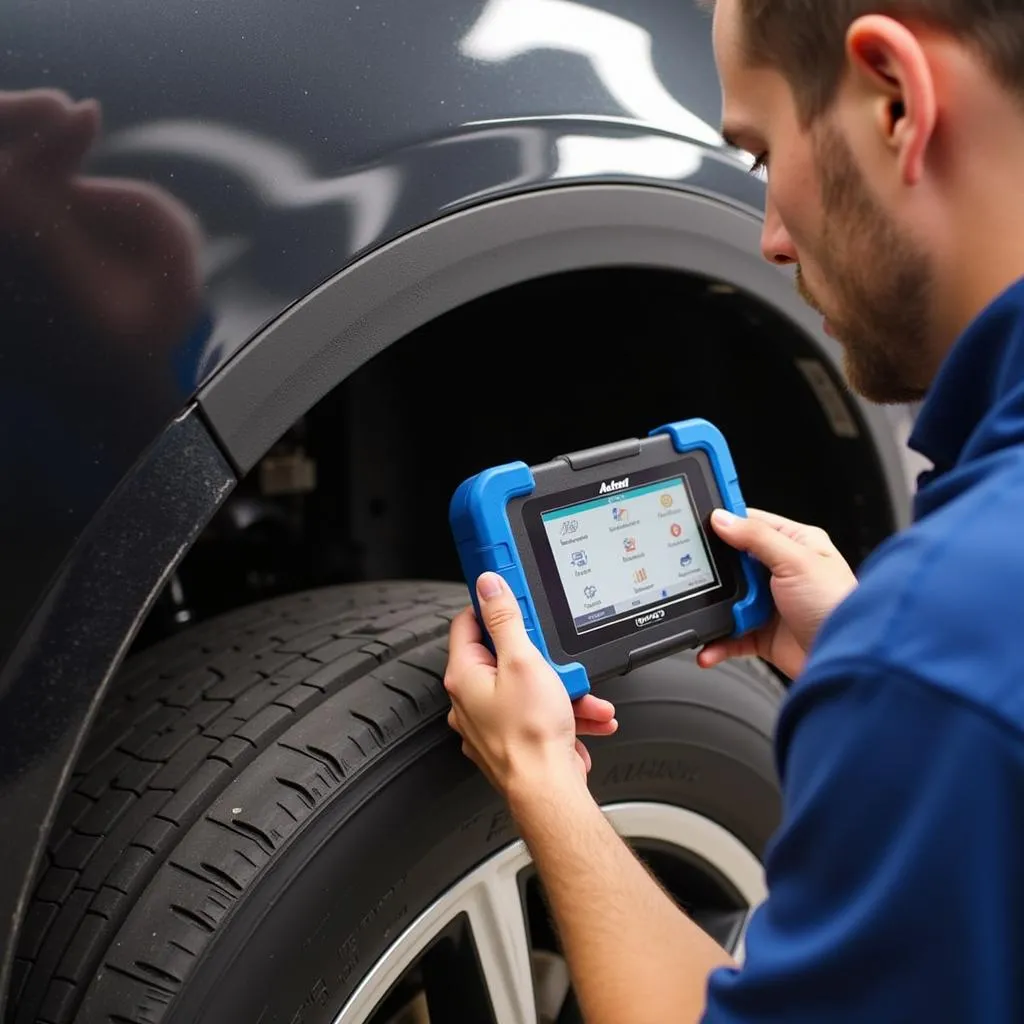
[712,1,1024,123]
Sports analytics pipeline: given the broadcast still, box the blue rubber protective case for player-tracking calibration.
[649,419,773,636]
[449,462,592,700]
[448,418,772,700]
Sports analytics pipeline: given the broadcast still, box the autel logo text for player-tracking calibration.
[635,609,665,627]
[599,477,630,495]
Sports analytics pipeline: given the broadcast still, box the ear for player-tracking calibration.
[845,15,937,186]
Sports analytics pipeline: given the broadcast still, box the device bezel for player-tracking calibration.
[508,435,744,680]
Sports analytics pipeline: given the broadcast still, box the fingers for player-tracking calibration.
[448,604,483,648]
[697,635,759,668]
[575,717,619,737]
[475,572,536,665]
[574,693,615,722]
[450,708,593,777]
[450,697,618,737]
[572,693,618,735]
[445,606,496,683]
[711,508,808,576]
[746,508,835,555]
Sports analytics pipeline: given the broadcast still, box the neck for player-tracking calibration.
[933,93,1024,357]
[943,198,1024,348]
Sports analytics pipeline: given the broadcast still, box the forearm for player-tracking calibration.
[509,767,734,1024]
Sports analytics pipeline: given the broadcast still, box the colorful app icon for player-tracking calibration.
[623,536,637,553]
[670,523,683,538]
[633,567,648,584]
[612,506,629,523]
[660,493,674,508]
[680,553,693,568]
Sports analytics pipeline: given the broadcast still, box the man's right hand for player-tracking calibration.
[697,508,858,679]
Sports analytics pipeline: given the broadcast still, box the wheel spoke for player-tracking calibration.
[419,916,499,1024]
[335,805,765,1024]
[688,907,752,957]
[532,950,572,1023]
[464,855,539,1024]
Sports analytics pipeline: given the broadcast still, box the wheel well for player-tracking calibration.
[137,265,898,645]
[12,260,900,1000]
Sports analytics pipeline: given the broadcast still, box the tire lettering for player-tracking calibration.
[287,977,329,1024]
[337,934,360,986]
[358,874,407,932]
[602,760,700,784]
[460,810,483,832]
[486,808,512,842]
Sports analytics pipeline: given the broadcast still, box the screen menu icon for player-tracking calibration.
[541,475,718,635]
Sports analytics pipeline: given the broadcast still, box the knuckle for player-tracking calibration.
[486,604,520,631]
[744,516,769,539]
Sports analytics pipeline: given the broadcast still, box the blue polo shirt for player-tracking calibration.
[703,276,1024,1023]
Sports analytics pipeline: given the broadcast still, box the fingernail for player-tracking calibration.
[477,572,504,600]
[712,508,737,527]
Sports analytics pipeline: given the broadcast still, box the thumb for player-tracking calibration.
[711,508,807,577]
[476,572,534,660]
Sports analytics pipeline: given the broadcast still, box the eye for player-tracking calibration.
[749,153,768,180]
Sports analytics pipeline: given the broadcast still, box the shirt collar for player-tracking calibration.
[908,275,1024,474]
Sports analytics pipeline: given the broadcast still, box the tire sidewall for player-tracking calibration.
[163,659,781,1024]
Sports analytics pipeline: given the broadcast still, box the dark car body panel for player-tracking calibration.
[0,0,745,675]
[0,0,909,1010]
[0,411,235,1011]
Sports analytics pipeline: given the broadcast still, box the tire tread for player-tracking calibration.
[11,582,463,1024]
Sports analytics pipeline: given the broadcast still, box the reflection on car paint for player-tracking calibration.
[0,0,761,697]
[461,0,725,147]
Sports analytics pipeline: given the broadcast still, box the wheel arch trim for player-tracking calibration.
[196,182,913,524]
[0,409,237,1017]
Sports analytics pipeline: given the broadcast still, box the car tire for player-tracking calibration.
[10,581,782,1024]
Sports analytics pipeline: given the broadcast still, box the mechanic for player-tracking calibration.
[443,0,1024,1021]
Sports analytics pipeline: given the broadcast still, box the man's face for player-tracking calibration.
[712,0,934,404]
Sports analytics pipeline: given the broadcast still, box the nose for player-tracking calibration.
[760,196,798,266]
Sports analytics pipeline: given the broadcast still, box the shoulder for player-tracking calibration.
[802,451,1024,733]
[704,664,1024,1024]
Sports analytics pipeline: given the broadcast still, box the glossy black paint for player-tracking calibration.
[0,409,236,1014]
[0,0,752,672]
[0,0,773,1011]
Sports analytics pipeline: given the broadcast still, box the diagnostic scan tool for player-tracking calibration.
[449,419,772,699]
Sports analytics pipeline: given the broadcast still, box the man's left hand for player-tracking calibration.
[444,571,618,798]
